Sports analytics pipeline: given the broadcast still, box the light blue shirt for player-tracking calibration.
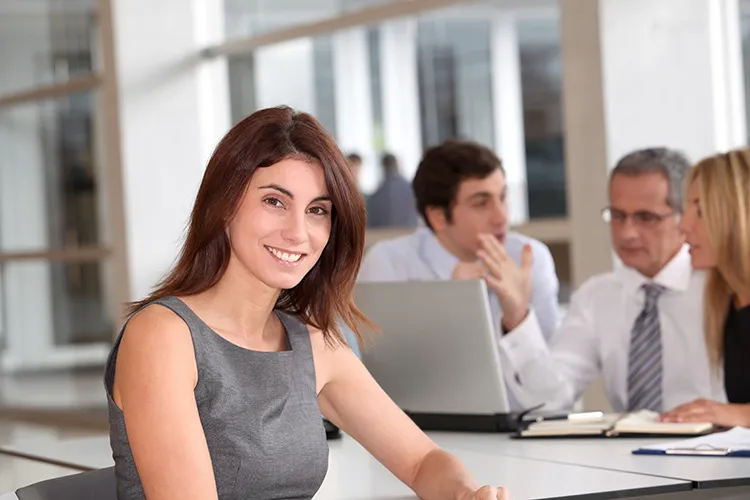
[358,228,560,341]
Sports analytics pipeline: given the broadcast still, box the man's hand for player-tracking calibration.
[476,234,533,332]
[660,399,750,428]
[459,485,511,500]
[452,261,487,281]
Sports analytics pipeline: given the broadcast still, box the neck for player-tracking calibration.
[736,294,750,309]
[197,256,281,342]
[434,232,476,262]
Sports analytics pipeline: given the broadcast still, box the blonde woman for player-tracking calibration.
[660,148,750,427]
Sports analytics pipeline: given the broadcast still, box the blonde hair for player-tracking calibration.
[688,148,750,368]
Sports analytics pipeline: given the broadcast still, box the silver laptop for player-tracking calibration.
[355,280,515,431]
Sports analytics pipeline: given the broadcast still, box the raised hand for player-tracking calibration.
[476,234,533,332]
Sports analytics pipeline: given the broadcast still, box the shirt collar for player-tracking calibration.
[618,244,694,296]
[419,228,460,280]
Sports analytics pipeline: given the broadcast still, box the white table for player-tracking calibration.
[0,434,695,499]
[429,432,750,491]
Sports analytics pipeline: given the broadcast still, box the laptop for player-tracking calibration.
[355,280,519,432]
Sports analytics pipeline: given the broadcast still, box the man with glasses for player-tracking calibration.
[495,148,726,413]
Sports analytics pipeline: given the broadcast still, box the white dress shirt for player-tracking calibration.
[498,245,727,413]
[358,228,560,341]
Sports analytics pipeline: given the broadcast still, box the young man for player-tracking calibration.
[497,148,726,413]
[359,139,560,341]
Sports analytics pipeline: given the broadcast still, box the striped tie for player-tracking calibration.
[627,283,666,412]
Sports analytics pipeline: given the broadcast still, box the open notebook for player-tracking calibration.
[516,410,715,438]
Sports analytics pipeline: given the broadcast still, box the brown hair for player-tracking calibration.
[412,139,504,230]
[128,106,370,346]
[688,148,750,368]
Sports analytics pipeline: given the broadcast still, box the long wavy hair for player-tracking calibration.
[688,148,750,368]
[128,106,370,346]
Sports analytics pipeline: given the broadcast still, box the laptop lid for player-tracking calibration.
[355,280,510,416]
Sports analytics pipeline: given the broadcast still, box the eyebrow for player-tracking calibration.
[467,191,504,202]
[258,184,331,203]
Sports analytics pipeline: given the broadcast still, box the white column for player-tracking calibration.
[560,0,746,287]
[332,28,377,193]
[254,38,316,115]
[490,13,528,225]
[380,19,423,180]
[111,0,230,301]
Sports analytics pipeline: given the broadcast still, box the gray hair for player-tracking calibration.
[610,147,692,214]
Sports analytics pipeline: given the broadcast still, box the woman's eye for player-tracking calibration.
[308,206,330,216]
[264,197,283,208]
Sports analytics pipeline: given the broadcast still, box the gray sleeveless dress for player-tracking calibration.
[103,296,329,500]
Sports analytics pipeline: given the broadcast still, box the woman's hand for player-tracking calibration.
[660,399,750,427]
[460,485,511,500]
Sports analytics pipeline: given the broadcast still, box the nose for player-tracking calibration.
[616,216,640,240]
[677,213,690,236]
[280,210,307,245]
[490,199,508,226]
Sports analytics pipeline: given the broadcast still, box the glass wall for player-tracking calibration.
[224,0,396,40]
[0,1,112,371]
[518,16,565,218]
[226,2,567,220]
[0,0,98,95]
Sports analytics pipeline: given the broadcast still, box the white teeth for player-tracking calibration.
[268,247,302,262]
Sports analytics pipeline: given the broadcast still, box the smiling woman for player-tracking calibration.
[127,107,367,344]
[103,106,510,500]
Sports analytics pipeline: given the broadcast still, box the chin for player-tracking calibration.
[262,273,307,291]
[688,253,715,271]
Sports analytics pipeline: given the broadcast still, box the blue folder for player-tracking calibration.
[633,446,750,457]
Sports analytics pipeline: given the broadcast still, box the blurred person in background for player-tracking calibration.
[346,152,363,185]
[661,148,750,428]
[366,152,419,228]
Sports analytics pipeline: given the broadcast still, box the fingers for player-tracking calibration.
[479,234,508,263]
[660,399,713,422]
[521,244,533,271]
[497,486,511,500]
[471,485,510,500]
[474,485,497,499]
[477,249,502,278]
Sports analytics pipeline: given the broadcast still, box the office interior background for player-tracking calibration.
[0,0,749,490]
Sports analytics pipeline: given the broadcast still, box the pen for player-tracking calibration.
[532,411,605,423]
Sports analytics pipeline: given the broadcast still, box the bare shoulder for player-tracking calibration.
[120,303,194,356]
[307,326,357,393]
[113,303,197,406]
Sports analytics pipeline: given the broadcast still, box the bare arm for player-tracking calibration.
[112,305,218,500]
[313,334,509,500]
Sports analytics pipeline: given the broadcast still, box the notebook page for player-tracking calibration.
[638,427,750,452]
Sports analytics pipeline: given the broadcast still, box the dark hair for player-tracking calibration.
[610,147,691,214]
[129,106,370,346]
[380,152,398,173]
[346,152,362,164]
[412,139,504,230]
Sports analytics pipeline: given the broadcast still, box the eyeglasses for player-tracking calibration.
[601,207,676,228]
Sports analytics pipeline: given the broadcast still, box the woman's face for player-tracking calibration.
[227,158,333,290]
[679,177,717,269]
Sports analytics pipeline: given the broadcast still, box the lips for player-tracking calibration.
[264,245,306,265]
